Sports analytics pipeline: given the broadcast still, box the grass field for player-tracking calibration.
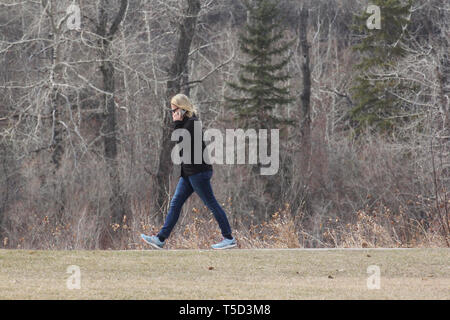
[0,248,448,299]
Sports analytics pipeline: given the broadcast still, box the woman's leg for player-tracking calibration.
[188,170,232,239]
[157,177,194,239]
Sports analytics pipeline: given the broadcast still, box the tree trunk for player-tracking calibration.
[155,0,201,223]
[44,0,66,223]
[96,0,129,249]
[101,59,127,224]
[299,8,311,163]
[0,143,8,240]
[436,9,449,133]
[292,7,312,230]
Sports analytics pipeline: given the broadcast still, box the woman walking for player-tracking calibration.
[141,94,236,250]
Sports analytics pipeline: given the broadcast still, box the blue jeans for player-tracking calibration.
[158,170,232,239]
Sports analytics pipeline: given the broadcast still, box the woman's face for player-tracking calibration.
[170,103,184,121]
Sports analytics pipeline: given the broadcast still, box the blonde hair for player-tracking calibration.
[170,93,198,118]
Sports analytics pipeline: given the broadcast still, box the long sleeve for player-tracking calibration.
[171,115,212,177]
[173,119,185,130]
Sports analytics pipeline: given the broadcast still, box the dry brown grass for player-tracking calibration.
[2,200,448,250]
[134,203,447,250]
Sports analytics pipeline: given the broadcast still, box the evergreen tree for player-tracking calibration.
[225,0,294,129]
[351,0,413,133]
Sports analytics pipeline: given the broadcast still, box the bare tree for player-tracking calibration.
[41,0,69,221]
[0,0,448,249]
[155,0,201,223]
[299,7,311,171]
[288,5,312,222]
[93,0,130,248]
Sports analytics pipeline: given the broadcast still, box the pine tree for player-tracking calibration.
[225,0,294,129]
[351,0,413,133]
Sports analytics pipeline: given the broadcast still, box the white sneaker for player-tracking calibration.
[211,237,237,250]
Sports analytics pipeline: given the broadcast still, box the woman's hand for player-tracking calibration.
[172,109,184,121]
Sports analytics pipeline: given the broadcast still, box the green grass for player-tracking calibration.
[0,248,448,299]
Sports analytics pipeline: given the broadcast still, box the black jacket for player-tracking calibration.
[173,114,212,178]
